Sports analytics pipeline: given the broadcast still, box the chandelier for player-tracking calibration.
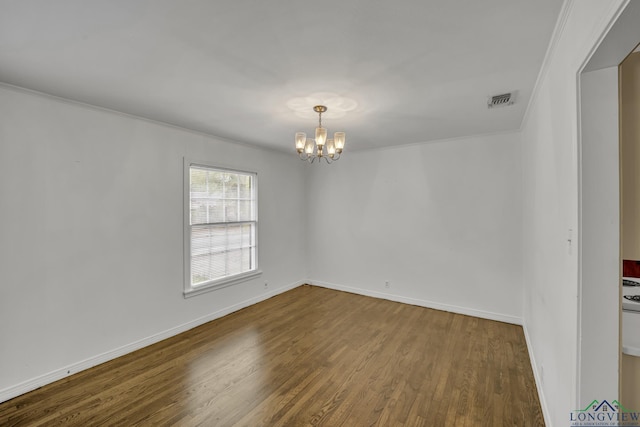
[294,105,346,163]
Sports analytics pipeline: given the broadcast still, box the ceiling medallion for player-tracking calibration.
[294,105,345,164]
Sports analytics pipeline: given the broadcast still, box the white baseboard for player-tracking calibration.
[522,322,551,427]
[0,279,304,404]
[309,280,523,325]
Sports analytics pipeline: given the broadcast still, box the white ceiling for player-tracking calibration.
[0,0,563,152]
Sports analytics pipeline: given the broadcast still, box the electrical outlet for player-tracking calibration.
[264,282,268,289]
[385,281,390,288]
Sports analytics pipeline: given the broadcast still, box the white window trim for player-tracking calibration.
[183,158,261,298]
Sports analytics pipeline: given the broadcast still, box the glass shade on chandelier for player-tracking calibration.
[294,105,346,163]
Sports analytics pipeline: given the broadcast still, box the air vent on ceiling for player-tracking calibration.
[487,92,515,109]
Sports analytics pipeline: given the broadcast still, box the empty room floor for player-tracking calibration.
[0,285,544,426]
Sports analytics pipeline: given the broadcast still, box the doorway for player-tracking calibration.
[578,0,640,407]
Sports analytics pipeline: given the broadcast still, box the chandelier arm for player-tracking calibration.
[299,152,314,162]
[299,153,339,163]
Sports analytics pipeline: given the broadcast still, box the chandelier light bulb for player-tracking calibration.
[304,138,314,155]
[334,132,345,153]
[315,127,327,147]
[326,139,336,158]
[295,132,306,152]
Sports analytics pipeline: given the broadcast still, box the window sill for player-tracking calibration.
[183,270,263,298]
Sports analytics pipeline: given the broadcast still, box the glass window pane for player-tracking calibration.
[207,199,224,223]
[190,201,207,225]
[227,249,242,275]
[239,175,252,199]
[226,225,242,250]
[224,174,238,198]
[224,199,238,222]
[238,200,252,221]
[191,168,207,193]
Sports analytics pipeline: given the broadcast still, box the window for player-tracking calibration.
[184,162,259,297]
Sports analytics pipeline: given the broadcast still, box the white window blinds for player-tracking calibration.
[189,166,257,287]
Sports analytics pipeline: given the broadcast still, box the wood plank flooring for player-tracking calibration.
[0,285,544,426]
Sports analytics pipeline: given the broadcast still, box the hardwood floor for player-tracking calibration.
[0,285,544,426]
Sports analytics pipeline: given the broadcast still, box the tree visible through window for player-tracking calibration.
[187,165,257,291]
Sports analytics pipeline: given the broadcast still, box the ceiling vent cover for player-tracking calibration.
[487,92,515,108]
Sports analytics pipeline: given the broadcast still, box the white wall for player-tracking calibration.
[579,65,620,405]
[0,85,308,401]
[520,0,627,425]
[307,133,523,324]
